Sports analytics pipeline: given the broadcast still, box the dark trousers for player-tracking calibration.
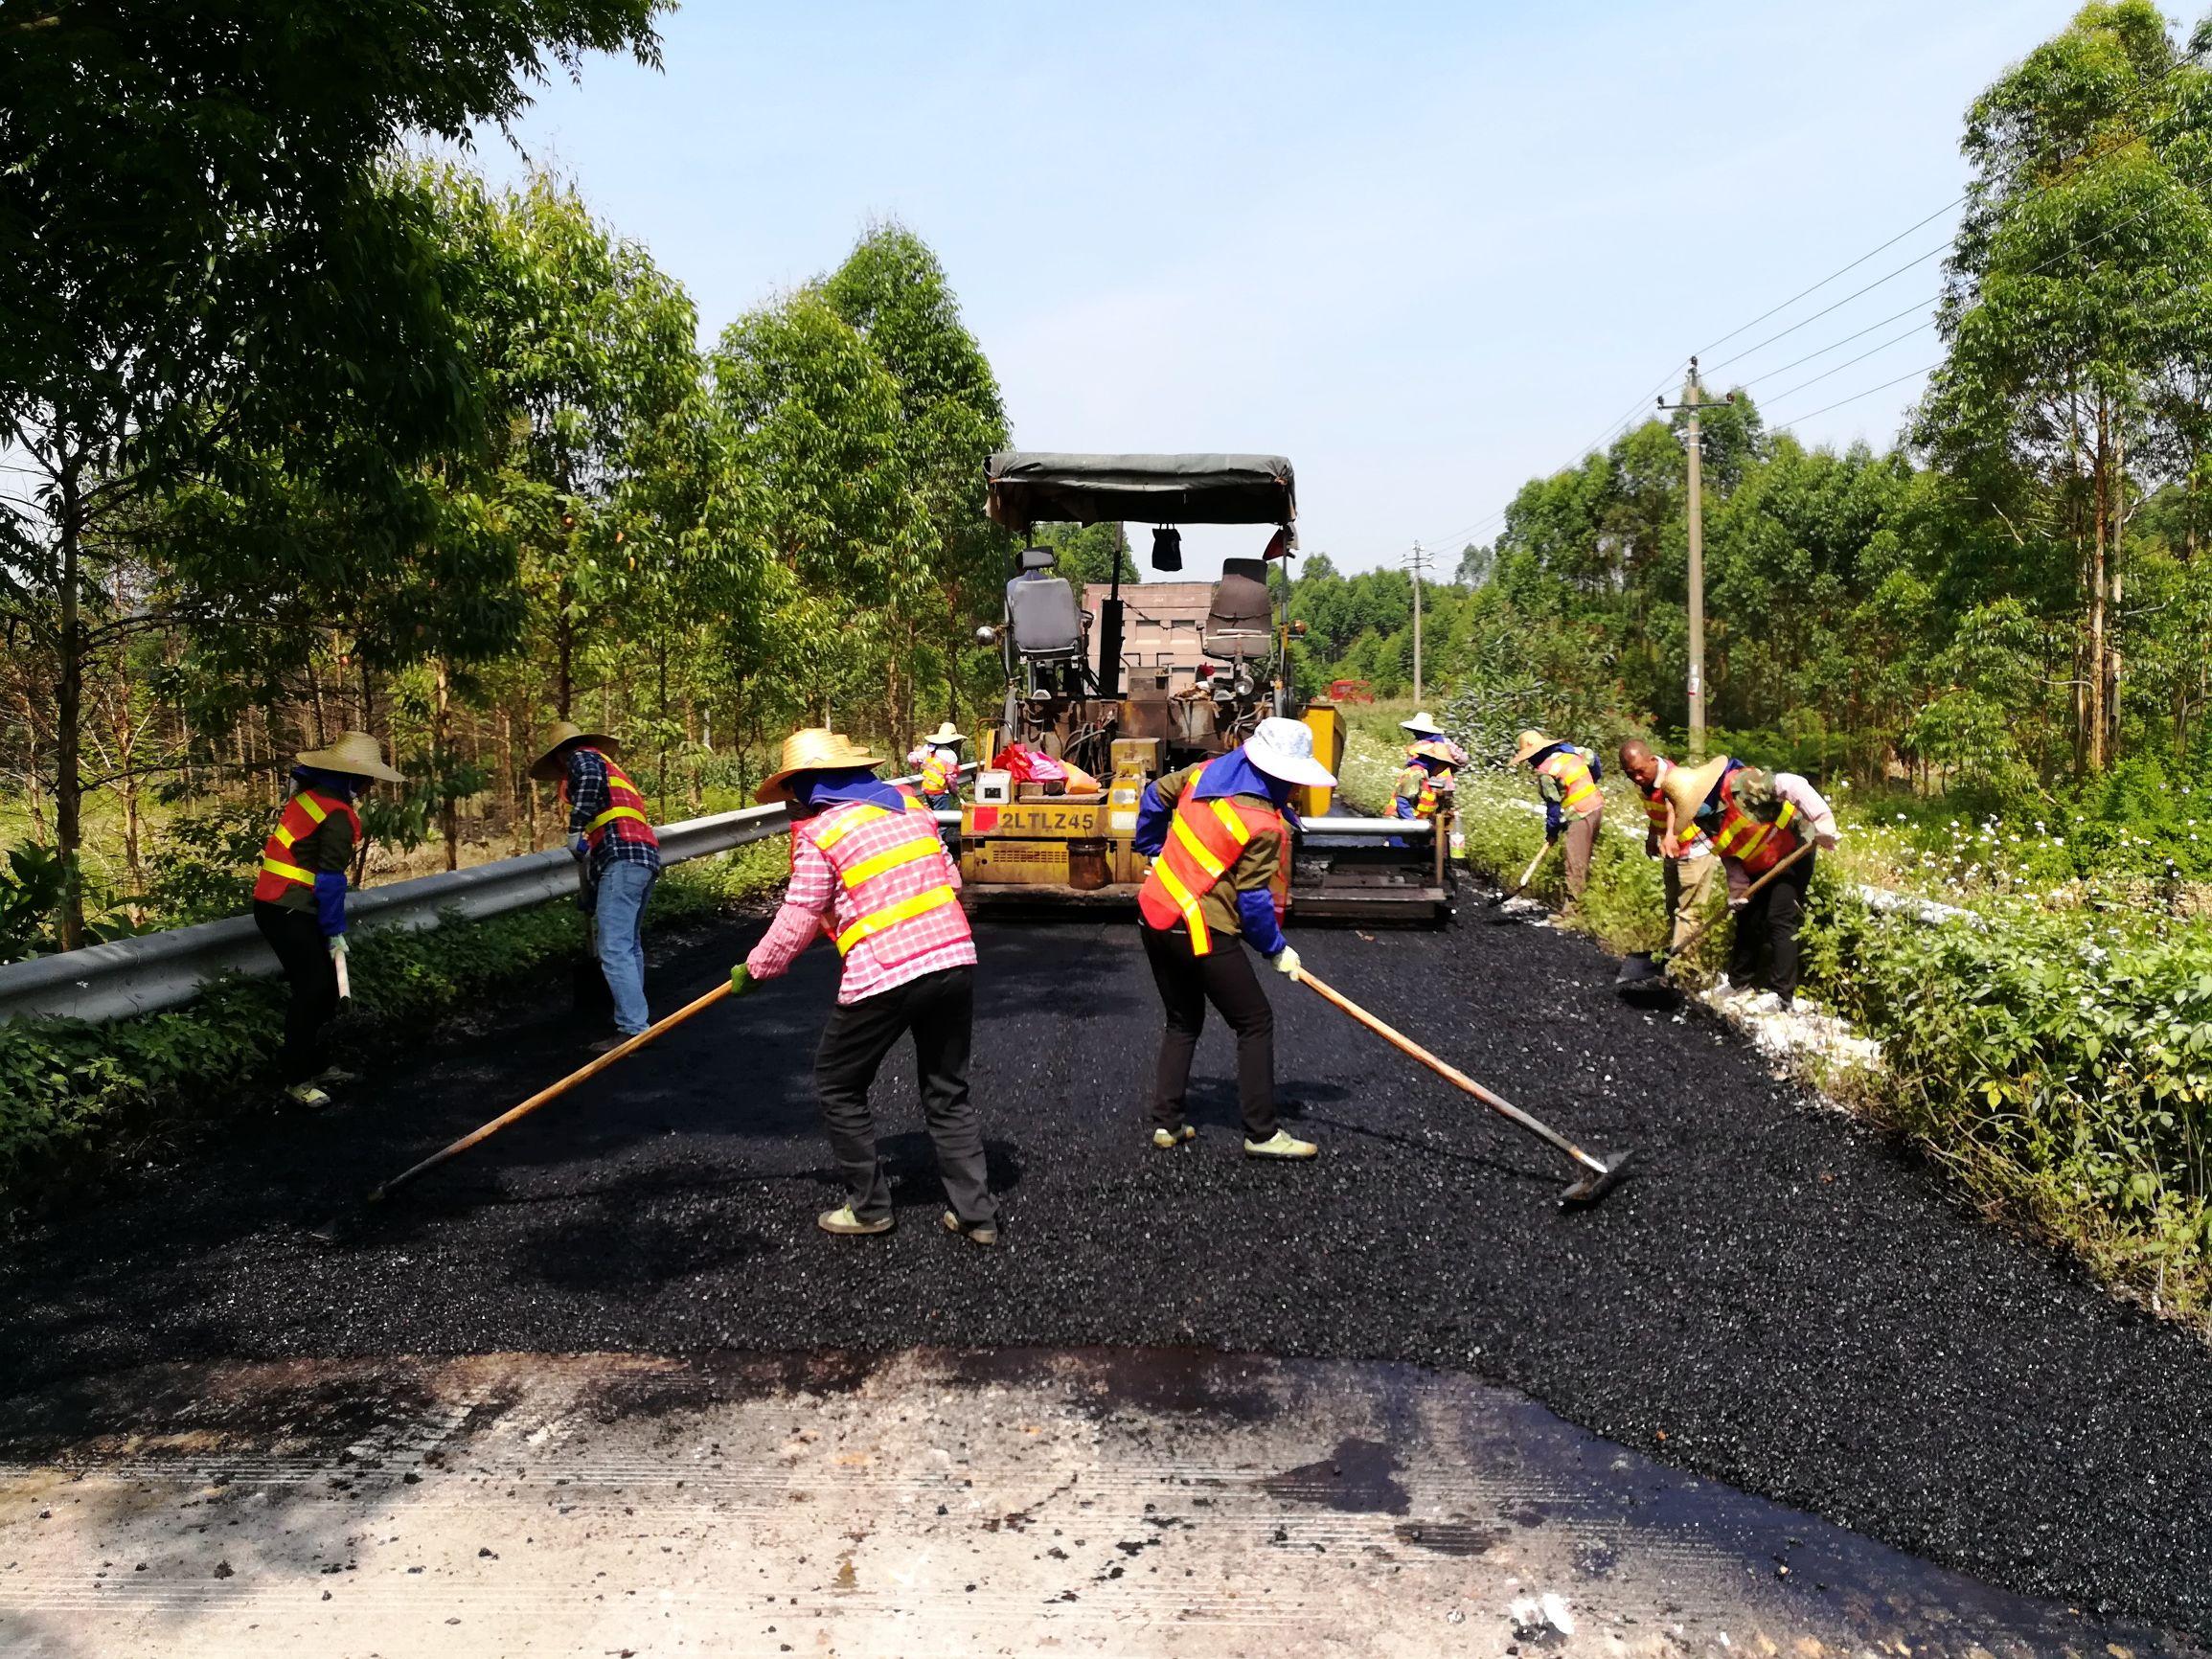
[1140,922,1277,1140]
[1729,850,1815,1002]
[814,966,993,1227]
[254,899,338,1083]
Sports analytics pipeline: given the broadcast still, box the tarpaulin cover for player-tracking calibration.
[986,452,1296,532]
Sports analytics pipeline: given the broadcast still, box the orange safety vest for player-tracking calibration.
[1396,762,1438,820]
[1539,746,1602,818]
[563,751,658,852]
[1136,763,1290,955]
[920,752,953,796]
[797,787,964,961]
[252,790,361,902]
[1639,760,1711,854]
[1709,768,1801,875]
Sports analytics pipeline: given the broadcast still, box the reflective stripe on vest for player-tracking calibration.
[1136,763,1286,956]
[806,793,961,960]
[1710,772,1800,874]
[580,757,653,849]
[1640,780,1671,834]
[921,756,952,795]
[1540,748,1601,815]
[1398,764,1437,820]
[253,790,360,901]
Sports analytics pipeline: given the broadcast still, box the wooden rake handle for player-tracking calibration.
[1665,837,1816,963]
[1296,969,1608,1176]
[369,977,733,1201]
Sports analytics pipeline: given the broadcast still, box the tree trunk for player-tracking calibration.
[556,611,575,721]
[2084,401,2109,777]
[435,658,459,873]
[2106,423,2125,765]
[55,453,86,949]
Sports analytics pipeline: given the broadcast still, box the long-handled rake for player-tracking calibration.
[306,977,733,1240]
[1614,839,1815,1004]
[1486,836,1560,920]
[1296,969,1633,1207]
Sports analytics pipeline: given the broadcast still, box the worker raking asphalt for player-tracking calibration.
[2,908,2209,1641]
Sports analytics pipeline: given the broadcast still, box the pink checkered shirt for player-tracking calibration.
[747,797,975,1004]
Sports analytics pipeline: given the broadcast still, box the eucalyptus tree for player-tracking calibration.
[1914,0,2212,776]
[0,0,667,944]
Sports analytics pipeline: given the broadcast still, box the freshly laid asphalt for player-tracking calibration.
[3,899,2210,1640]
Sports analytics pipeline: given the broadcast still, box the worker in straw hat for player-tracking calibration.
[1660,754,1839,1012]
[732,728,998,1246]
[1511,728,1606,907]
[530,720,663,1053]
[1132,716,1336,1160]
[906,720,968,813]
[251,730,402,1107]
[1619,739,1718,955]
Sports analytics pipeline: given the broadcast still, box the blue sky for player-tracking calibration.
[476,0,2080,577]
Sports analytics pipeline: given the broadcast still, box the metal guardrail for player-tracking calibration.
[0,800,802,1028]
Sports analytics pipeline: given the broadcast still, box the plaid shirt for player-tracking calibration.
[748,797,974,1004]
[564,747,662,882]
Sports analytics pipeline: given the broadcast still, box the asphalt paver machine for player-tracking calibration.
[957,450,1451,923]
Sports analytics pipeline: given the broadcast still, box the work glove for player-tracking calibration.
[728,963,757,997]
[1271,944,1303,981]
[328,934,349,958]
[569,833,589,861]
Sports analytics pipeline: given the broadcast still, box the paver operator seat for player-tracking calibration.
[1006,548,1085,662]
[1203,557,1273,662]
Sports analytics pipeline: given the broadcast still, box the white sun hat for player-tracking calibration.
[1243,716,1338,788]
[1400,711,1445,737]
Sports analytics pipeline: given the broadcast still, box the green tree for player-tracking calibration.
[0,0,667,943]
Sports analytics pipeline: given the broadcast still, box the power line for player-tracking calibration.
[1701,237,1951,376]
[1760,319,1936,407]
[1731,294,1941,389]
[1767,360,1946,428]
[1693,194,1967,359]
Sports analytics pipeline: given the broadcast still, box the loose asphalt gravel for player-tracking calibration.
[3,900,2210,1640]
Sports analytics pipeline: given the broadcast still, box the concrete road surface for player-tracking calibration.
[0,1347,2191,1658]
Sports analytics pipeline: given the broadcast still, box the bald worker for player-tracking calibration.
[1619,739,1717,953]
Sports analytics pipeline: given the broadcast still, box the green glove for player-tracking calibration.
[729,963,756,997]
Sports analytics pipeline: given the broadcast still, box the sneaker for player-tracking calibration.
[284,1082,332,1109]
[817,1205,894,1237]
[1152,1125,1197,1149]
[1739,990,1784,1016]
[1243,1129,1318,1160]
[311,1067,360,1089]
[587,1033,642,1057]
[942,1211,999,1247]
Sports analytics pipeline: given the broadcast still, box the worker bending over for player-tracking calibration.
[1662,755,1840,1011]
[908,721,967,813]
[532,721,662,1053]
[1619,739,1716,952]
[251,730,401,1107]
[1512,729,1605,906]
[735,729,997,1246]
[1134,717,1335,1160]
[1397,713,1466,810]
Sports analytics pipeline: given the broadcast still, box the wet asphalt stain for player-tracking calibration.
[0,912,2209,1639]
[1262,1436,1410,1515]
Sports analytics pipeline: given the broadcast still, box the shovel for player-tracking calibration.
[1614,840,1815,1001]
[1487,836,1559,915]
[1297,969,1633,1206]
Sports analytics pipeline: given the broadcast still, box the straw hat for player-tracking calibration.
[295,730,402,784]
[757,728,887,804]
[1510,729,1561,766]
[527,719,620,782]
[1243,716,1337,788]
[1660,754,1732,827]
[1400,711,1445,737]
[1409,739,1457,765]
[922,720,967,747]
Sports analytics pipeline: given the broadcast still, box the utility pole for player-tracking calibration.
[1403,540,1427,705]
[1659,359,1721,761]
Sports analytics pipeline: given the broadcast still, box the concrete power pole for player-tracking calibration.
[1405,540,1426,705]
[1660,359,1713,761]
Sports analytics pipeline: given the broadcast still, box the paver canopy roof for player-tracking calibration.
[985,452,1296,531]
